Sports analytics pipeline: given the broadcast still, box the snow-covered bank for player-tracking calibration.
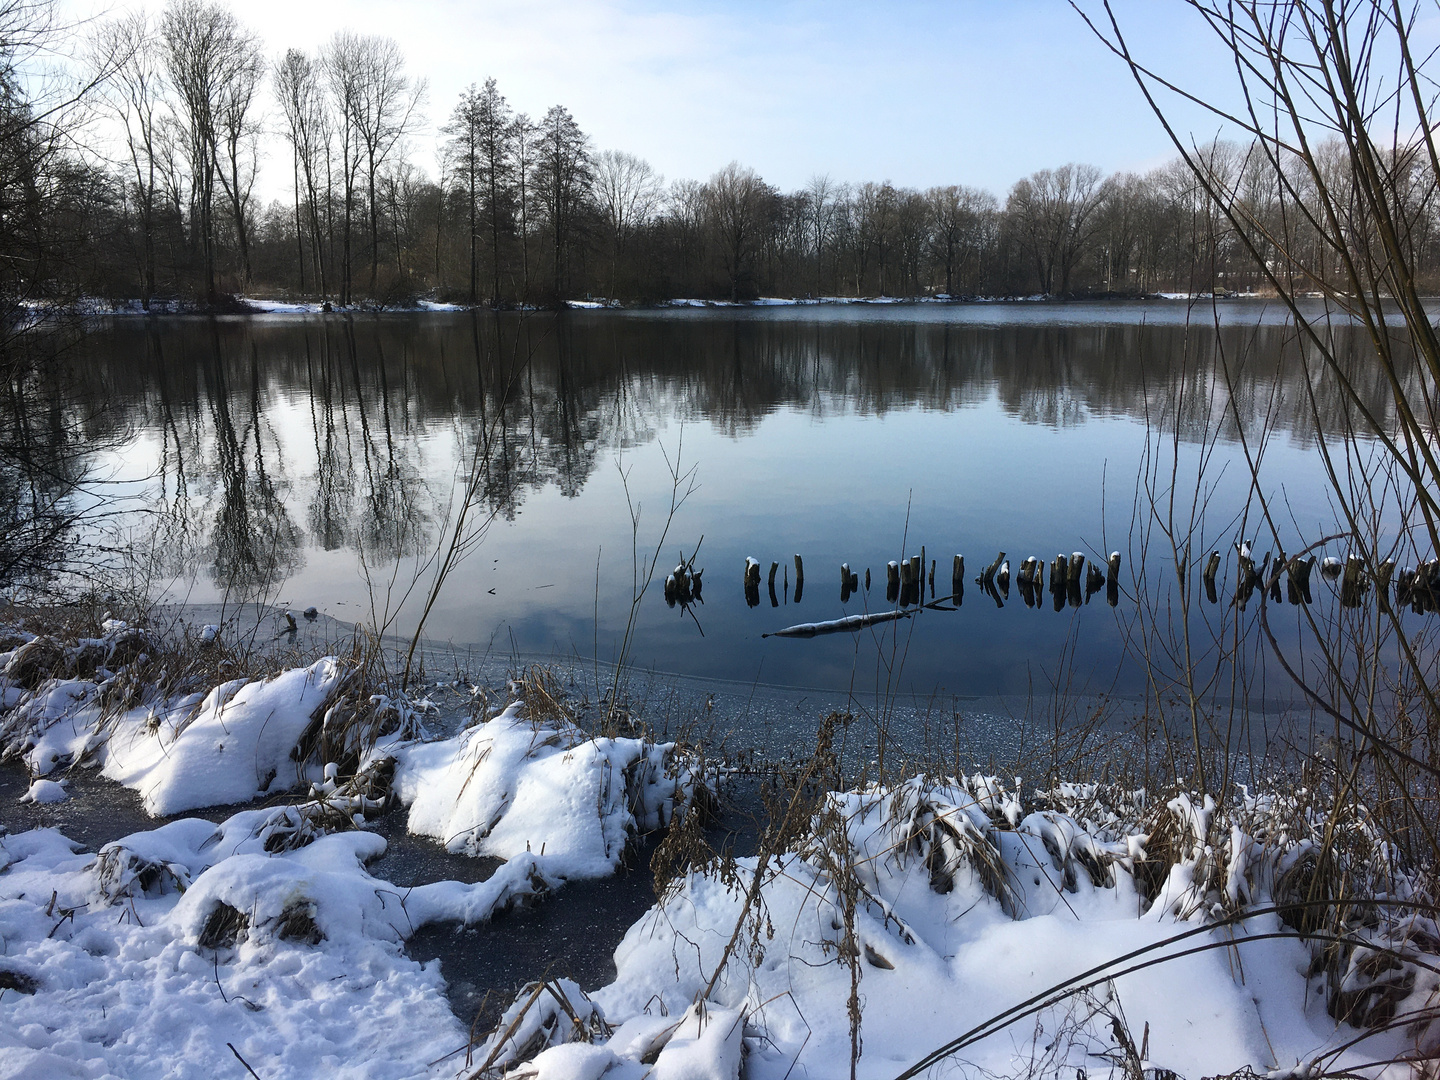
[478,777,1438,1079]
[2,633,1435,1079]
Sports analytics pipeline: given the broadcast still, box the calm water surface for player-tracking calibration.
[73,300,1397,715]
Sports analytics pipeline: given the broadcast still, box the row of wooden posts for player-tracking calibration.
[731,543,1440,614]
[740,549,1126,612]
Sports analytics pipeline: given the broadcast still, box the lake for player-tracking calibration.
[68,300,1401,733]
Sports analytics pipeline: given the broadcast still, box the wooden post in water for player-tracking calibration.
[793,554,804,604]
[865,567,871,591]
[888,560,901,603]
[1107,552,1122,585]
[1341,554,1366,608]
[1068,552,1085,607]
[981,551,1006,587]
[1376,559,1396,609]
[1203,551,1221,604]
[929,559,936,599]
[920,546,927,600]
[1085,563,1105,599]
[744,557,761,608]
[841,562,852,603]
[951,555,965,601]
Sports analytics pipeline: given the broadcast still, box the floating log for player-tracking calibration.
[763,609,912,638]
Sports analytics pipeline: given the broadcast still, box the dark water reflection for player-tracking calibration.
[70,301,1403,708]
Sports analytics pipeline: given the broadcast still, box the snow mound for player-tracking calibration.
[102,657,350,815]
[395,699,694,879]
[19,778,67,804]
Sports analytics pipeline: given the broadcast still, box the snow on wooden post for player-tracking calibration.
[745,557,761,608]
[887,560,901,604]
[1106,552,1122,585]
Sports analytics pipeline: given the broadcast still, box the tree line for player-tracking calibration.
[7,0,1440,309]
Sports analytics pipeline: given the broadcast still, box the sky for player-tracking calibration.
[60,0,1249,203]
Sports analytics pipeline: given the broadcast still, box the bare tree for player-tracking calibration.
[344,32,424,296]
[160,0,263,295]
[510,111,539,304]
[95,12,163,305]
[1005,163,1111,295]
[803,174,838,296]
[274,47,328,295]
[705,161,775,301]
[535,104,592,302]
[443,78,510,306]
[926,184,994,297]
[594,148,662,296]
[320,30,368,304]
